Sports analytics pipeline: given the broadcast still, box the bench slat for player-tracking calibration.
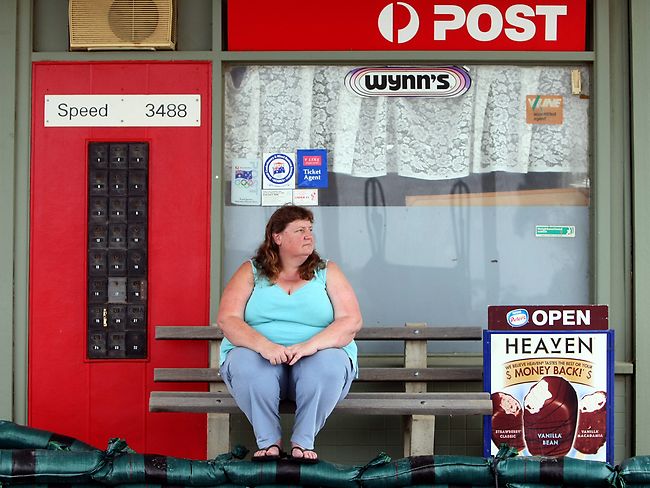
[154,366,483,383]
[156,325,484,341]
[149,391,492,416]
[363,367,481,380]
[151,391,486,401]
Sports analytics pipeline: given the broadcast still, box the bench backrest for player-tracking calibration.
[156,325,483,341]
[153,324,484,384]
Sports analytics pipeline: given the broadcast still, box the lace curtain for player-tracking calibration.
[224,65,589,180]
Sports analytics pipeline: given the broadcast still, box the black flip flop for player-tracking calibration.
[288,446,319,464]
[251,444,284,462]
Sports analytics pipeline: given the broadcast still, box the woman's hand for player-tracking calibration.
[286,342,318,365]
[260,342,294,365]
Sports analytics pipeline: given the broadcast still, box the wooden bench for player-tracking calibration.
[149,323,491,457]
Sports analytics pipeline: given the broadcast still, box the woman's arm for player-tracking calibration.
[287,261,362,365]
[216,262,291,365]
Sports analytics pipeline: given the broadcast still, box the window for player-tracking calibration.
[223,64,590,349]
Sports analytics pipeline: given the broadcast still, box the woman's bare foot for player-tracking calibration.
[252,440,283,461]
[290,445,318,463]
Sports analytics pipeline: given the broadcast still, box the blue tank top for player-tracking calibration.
[220,261,358,371]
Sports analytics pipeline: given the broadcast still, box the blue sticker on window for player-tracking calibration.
[297,149,328,189]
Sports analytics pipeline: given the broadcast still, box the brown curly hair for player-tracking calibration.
[252,205,325,282]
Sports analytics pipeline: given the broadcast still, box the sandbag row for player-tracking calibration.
[10,420,650,487]
[0,451,624,488]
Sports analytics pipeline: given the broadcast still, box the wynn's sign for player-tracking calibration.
[345,66,471,97]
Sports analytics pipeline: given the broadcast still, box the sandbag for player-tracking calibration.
[106,485,241,488]
[618,456,650,485]
[93,453,228,486]
[504,485,563,488]
[0,448,106,484]
[495,456,617,487]
[14,485,104,487]
[223,458,363,488]
[358,455,494,487]
[20,485,233,488]
[0,420,98,451]
[218,450,391,488]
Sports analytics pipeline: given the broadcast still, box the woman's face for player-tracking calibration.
[273,219,314,258]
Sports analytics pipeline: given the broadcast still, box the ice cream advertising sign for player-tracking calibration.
[484,306,614,463]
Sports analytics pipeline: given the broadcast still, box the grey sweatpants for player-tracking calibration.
[220,346,354,449]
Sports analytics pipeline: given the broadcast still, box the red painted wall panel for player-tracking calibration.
[30,62,212,458]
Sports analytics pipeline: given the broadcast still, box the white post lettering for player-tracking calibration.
[504,4,536,41]
[466,4,503,42]
[433,5,466,40]
[535,5,567,41]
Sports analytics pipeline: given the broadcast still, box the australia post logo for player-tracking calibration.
[378,2,420,43]
[376,1,576,47]
[345,66,471,98]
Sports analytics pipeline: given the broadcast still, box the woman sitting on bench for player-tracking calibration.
[216,205,363,463]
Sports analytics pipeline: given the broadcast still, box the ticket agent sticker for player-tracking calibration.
[263,153,296,189]
[297,149,328,188]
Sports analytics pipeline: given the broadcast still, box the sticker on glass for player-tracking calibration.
[263,153,296,189]
[231,158,261,205]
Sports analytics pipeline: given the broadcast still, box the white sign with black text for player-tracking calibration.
[44,95,201,127]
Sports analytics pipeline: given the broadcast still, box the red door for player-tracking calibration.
[29,61,212,458]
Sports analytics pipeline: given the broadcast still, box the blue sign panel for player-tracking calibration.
[297,149,328,188]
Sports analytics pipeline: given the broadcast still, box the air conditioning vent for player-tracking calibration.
[69,0,176,51]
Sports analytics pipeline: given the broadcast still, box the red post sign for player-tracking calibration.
[228,0,586,51]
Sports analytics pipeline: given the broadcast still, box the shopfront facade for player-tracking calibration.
[0,0,647,463]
